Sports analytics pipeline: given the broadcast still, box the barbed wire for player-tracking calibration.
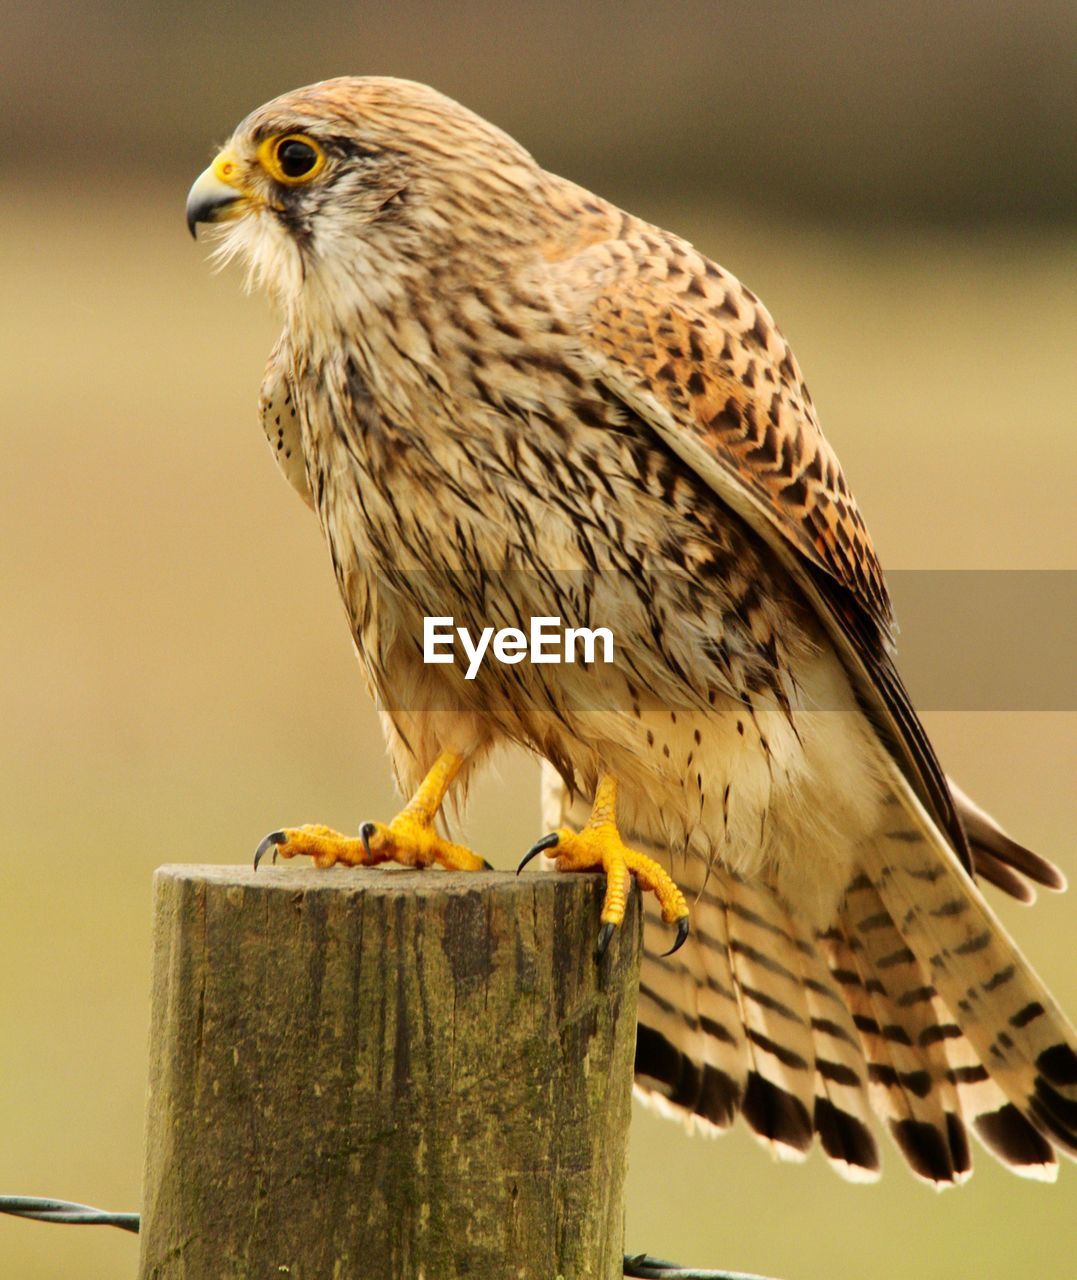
[1,1196,778,1278]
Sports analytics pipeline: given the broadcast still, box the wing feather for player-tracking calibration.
[555,232,970,864]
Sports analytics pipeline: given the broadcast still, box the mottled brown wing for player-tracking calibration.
[568,233,894,634]
[561,231,970,864]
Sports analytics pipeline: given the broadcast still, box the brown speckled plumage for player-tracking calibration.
[196,77,1075,1184]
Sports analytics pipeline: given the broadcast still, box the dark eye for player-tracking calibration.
[259,133,326,185]
[277,138,318,178]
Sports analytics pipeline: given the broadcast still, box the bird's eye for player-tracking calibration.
[277,138,319,178]
[259,134,325,185]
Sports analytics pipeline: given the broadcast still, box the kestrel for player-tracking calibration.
[187,77,1075,1183]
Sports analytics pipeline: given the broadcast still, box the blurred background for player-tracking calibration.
[1,2,1074,1277]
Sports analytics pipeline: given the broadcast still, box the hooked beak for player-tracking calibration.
[186,152,247,238]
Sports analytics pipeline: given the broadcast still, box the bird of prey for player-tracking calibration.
[187,77,1075,1184]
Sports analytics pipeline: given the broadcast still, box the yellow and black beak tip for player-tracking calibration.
[186,161,244,238]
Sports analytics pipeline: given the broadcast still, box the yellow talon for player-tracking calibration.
[518,775,690,956]
[254,750,490,873]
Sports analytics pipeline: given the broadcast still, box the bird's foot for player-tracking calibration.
[518,776,689,958]
[254,813,491,872]
[359,809,491,871]
[254,749,491,873]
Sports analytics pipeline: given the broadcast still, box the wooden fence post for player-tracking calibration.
[137,864,641,1280]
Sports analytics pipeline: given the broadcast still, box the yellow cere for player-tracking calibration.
[211,152,242,187]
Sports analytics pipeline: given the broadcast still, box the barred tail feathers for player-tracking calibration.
[787,917,879,1180]
[720,876,816,1160]
[926,987,1055,1179]
[636,864,882,1180]
[827,877,972,1183]
[539,761,1074,1180]
[636,897,748,1132]
[858,769,1076,1169]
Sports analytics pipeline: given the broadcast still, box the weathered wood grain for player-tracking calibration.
[137,864,641,1280]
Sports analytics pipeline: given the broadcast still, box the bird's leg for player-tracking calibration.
[518,775,689,957]
[254,750,490,872]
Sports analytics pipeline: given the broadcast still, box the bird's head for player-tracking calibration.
[186,77,545,312]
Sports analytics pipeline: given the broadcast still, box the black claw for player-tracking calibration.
[253,830,287,870]
[662,915,690,957]
[359,821,376,859]
[596,921,617,959]
[517,831,560,875]
[478,857,494,870]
